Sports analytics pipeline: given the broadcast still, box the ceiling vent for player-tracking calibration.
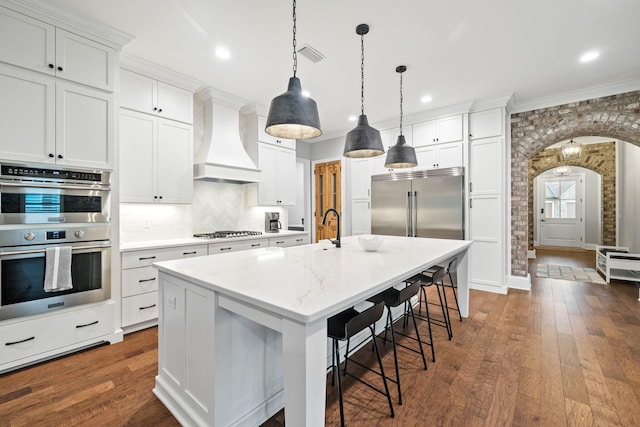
[297,44,325,63]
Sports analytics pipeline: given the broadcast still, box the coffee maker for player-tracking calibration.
[265,212,281,233]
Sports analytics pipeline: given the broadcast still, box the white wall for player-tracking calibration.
[618,142,640,252]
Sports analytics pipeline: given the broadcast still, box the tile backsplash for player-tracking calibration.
[120,180,287,243]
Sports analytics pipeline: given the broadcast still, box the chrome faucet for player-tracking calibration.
[322,208,341,248]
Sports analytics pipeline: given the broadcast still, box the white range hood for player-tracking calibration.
[193,87,261,184]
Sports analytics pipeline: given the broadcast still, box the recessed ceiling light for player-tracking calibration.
[421,95,433,103]
[215,47,230,59]
[580,51,599,63]
[348,115,357,122]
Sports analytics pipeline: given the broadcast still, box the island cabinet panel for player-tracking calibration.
[156,273,284,427]
[269,234,309,247]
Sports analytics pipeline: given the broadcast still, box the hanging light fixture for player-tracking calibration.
[265,0,321,140]
[561,138,582,159]
[553,165,572,176]
[385,65,417,168]
[343,24,384,158]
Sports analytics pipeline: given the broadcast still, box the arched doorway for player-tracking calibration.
[510,90,640,277]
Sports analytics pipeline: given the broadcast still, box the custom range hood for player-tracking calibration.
[194,87,261,184]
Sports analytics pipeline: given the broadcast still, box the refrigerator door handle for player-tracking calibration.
[406,191,412,236]
[413,191,418,237]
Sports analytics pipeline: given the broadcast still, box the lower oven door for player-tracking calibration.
[0,242,111,321]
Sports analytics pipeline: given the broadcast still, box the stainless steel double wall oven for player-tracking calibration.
[0,163,112,321]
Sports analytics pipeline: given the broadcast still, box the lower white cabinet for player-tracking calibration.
[269,234,309,247]
[1,301,118,371]
[121,244,207,331]
[208,239,267,254]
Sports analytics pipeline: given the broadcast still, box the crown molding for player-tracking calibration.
[120,53,204,92]
[510,76,640,114]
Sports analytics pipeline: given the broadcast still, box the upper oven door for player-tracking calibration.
[0,182,110,224]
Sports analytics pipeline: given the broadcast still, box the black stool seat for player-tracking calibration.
[327,301,394,426]
[367,281,427,404]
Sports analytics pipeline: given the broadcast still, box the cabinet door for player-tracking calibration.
[470,108,503,140]
[257,115,295,149]
[437,142,464,168]
[56,82,113,169]
[157,82,193,124]
[157,119,193,203]
[0,67,55,164]
[436,114,463,143]
[412,120,437,147]
[0,7,55,76]
[120,69,156,115]
[257,143,278,205]
[351,199,371,235]
[415,146,437,170]
[276,147,296,205]
[119,110,156,202]
[55,29,116,91]
[381,126,413,147]
[350,158,372,199]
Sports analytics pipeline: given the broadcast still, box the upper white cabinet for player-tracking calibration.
[413,114,463,146]
[119,109,193,203]
[253,142,296,205]
[0,66,113,168]
[248,115,295,149]
[120,69,193,124]
[0,7,116,91]
[415,142,463,171]
[380,126,413,148]
[469,108,503,140]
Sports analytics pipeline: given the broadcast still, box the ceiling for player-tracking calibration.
[35,0,640,141]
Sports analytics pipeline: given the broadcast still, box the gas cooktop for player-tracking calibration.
[194,231,263,239]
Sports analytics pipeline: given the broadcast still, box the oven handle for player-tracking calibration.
[1,243,110,256]
[0,181,111,191]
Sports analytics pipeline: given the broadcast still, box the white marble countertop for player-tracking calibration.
[154,235,472,323]
[120,230,308,252]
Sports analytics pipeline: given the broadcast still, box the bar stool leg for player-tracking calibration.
[435,283,453,339]
[387,309,402,405]
[407,303,428,369]
[333,338,346,427]
[420,286,436,362]
[448,272,463,321]
[369,326,395,419]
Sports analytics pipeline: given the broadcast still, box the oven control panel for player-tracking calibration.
[0,164,109,185]
[0,225,110,248]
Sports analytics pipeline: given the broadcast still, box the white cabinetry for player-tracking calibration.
[121,244,207,331]
[120,69,193,124]
[247,114,296,149]
[0,66,113,168]
[415,142,463,170]
[119,108,193,203]
[469,108,506,291]
[380,126,413,148]
[269,234,309,247]
[349,157,374,235]
[0,301,118,372]
[0,6,116,91]
[413,114,463,146]
[208,239,267,254]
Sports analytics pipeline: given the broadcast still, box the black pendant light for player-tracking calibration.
[385,65,417,168]
[343,24,384,158]
[266,0,321,140]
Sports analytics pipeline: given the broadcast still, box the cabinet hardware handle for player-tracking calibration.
[48,153,55,158]
[158,196,163,199]
[469,182,472,193]
[57,66,63,71]
[470,198,473,208]
[138,256,156,260]
[76,320,99,329]
[139,277,156,283]
[296,239,303,242]
[251,244,261,247]
[220,247,232,251]
[158,108,163,112]
[139,304,157,310]
[276,241,284,244]
[154,195,158,199]
[153,107,158,111]
[183,251,197,255]
[5,336,35,346]
[48,63,54,69]
[57,154,63,159]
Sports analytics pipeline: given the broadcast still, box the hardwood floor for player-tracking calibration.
[2,248,639,426]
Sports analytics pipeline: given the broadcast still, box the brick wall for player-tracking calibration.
[510,90,640,277]
[527,142,616,247]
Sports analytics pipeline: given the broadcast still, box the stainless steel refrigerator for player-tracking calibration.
[371,167,465,239]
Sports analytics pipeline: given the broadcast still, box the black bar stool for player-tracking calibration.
[415,265,453,340]
[327,301,394,427]
[445,258,463,321]
[366,280,427,405]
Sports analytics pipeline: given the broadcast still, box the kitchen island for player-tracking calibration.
[152,235,472,426]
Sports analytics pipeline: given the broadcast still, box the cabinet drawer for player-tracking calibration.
[122,266,158,297]
[208,239,267,254]
[269,235,309,247]
[121,244,207,269]
[0,302,115,365]
[122,292,158,327]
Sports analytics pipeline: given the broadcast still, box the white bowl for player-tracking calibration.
[358,235,384,252]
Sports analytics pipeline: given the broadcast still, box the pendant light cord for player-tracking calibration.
[292,0,297,78]
[360,31,365,115]
[399,71,404,136]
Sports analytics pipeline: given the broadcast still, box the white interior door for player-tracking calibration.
[537,175,584,247]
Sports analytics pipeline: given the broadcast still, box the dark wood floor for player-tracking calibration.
[2,248,639,426]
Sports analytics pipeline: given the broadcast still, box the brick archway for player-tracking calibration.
[528,142,616,248]
[510,90,640,277]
